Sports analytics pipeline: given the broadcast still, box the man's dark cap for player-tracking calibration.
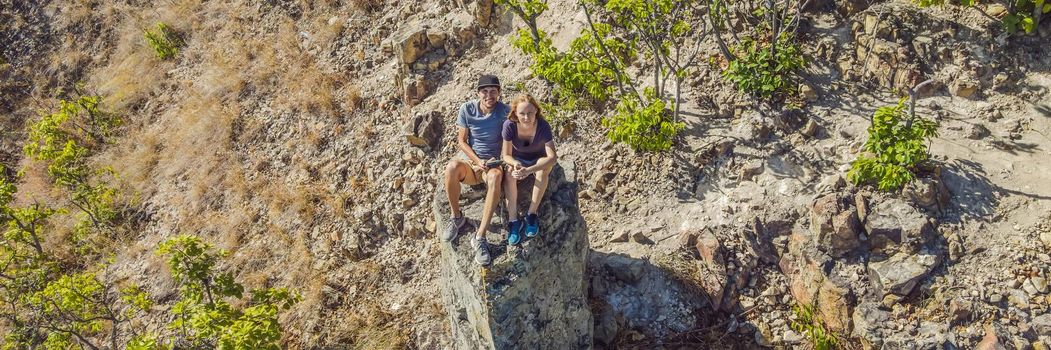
[477,75,501,90]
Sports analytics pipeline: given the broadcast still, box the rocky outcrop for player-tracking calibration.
[435,163,593,349]
[588,252,710,346]
[781,190,947,342]
[402,111,443,150]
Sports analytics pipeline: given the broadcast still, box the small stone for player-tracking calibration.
[1007,289,1030,309]
[1023,278,1041,296]
[610,230,630,243]
[741,299,756,310]
[755,324,774,347]
[782,329,804,344]
[402,198,416,209]
[739,160,765,181]
[948,298,972,325]
[967,123,991,140]
[631,231,654,245]
[988,293,1004,304]
[801,118,820,137]
[1031,276,1048,294]
[800,83,818,101]
[986,4,1008,17]
[950,80,979,99]
[882,294,903,307]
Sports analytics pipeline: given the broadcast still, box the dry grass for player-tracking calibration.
[351,0,384,12]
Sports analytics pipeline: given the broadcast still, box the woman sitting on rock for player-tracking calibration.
[501,94,558,245]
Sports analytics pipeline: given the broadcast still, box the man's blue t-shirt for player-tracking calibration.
[456,100,509,160]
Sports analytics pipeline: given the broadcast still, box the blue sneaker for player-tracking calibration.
[507,219,524,245]
[525,213,540,238]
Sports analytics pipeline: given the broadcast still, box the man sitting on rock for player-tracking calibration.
[441,74,509,265]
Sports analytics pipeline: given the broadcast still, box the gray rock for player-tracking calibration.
[967,123,991,140]
[436,164,593,349]
[868,252,942,296]
[1031,276,1048,294]
[397,29,431,64]
[1007,289,1029,309]
[1023,278,1041,296]
[592,252,708,338]
[1032,313,1051,335]
[865,198,935,254]
[852,301,889,347]
[594,305,620,346]
[404,111,443,150]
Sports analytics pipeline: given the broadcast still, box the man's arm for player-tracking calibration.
[457,126,487,169]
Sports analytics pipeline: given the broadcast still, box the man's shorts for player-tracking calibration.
[458,152,499,185]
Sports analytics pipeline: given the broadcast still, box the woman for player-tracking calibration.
[501,94,558,245]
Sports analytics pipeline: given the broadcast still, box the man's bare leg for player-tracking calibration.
[442,159,481,242]
[504,170,519,222]
[445,159,482,217]
[476,167,503,239]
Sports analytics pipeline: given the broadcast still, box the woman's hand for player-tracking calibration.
[511,165,534,180]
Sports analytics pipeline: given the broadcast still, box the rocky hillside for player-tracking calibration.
[1,0,1050,348]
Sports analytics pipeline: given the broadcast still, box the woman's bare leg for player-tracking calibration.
[528,163,555,215]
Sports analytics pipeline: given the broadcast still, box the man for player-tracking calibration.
[442,75,509,265]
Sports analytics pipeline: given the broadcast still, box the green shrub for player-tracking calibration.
[916,0,1049,34]
[504,0,694,152]
[602,89,685,152]
[790,303,839,350]
[143,23,184,60]
[848,99,939,191]
[154,235,300,349]
[722,34,806,99]
[24,95,122,240]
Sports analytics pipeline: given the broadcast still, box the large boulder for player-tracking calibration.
[435,162,593,349]
[868,252,942,297]
[589,252,710,343]
[397,29,431,65]
[810,193,862,258]
[864,198,935,255]
[403,111,443,150]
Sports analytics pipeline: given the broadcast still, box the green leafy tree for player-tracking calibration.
[916,0,1049,34]
[848,99,939,191]
[156,235,300,349]
[603,89,685,152]
[1,176,147,350]
[27,271,151,350]
[501,0,693,151]
[24,95,122,244]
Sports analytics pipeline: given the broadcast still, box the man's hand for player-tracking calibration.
[473,158,495,172]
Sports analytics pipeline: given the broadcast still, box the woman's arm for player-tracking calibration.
[525,142,558,173]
